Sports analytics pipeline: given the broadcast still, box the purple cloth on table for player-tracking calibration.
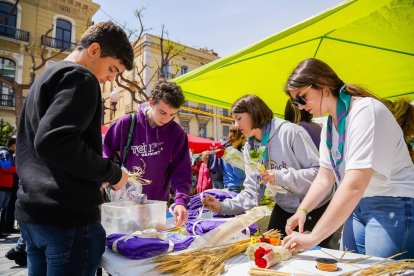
[106,232,195,260]
[185,218,260,236]
[187,208,233,219]
[187,190,237,219]
[189,190,237,209]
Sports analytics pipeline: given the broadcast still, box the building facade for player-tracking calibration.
[102,33,234,141]
[0,0,99,126]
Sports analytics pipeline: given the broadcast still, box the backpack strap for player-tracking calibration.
[120,114,136,167]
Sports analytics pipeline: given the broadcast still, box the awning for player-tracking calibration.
[174,0,414,116]
[187,134,219,154]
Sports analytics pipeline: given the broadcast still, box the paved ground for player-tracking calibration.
[0,233,26,276]
[0,233,110,276]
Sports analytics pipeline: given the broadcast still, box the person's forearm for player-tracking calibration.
[310,169,372,244]
[297,176,333,213]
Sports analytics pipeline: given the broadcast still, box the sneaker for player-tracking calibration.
[5,248,27,266]
[14,252,27,266]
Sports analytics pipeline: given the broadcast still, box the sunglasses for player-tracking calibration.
[291,85,312,108]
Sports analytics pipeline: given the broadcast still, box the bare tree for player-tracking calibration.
[25,26,67,87]
[157,25,186,79]
[0,25,66,126]
[113,12,187,110]
[113,8,152,106]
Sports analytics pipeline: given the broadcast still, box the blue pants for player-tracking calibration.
[19,222,106,276]
[14,236,26,252]
[0,190,11,233]
[341,196,414,259]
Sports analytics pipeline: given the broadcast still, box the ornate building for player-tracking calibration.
[0,0,99,126]
[102,33,234,141]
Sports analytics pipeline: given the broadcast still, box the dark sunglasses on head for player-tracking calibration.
[291,85,312,108]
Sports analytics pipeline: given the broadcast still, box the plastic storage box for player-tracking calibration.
[101,200,167,234]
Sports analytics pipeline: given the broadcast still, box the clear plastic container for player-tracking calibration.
[101,200,167,234]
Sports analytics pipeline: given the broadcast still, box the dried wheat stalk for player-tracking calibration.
[343,258,414,275]
[152,230,281,276]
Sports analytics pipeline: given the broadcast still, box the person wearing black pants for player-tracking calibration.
[268,200,332,248]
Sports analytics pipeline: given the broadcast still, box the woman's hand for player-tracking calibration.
[259,169,276,185]
[285,210,307,235]
[282,231,318,253]
[202,195,221,213]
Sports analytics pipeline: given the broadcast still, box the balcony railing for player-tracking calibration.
[157,71,176,79]
[0,93,15,107]
[41,35,77,51]
[0,24,30,42]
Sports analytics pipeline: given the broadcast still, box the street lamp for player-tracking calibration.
[102,88,122,124]
[109,88,121,111]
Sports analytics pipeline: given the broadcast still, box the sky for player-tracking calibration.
[92,0,344,57]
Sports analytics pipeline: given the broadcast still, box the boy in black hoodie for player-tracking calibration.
[15,21,132,275]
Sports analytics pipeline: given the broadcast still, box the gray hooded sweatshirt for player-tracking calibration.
[220,117,333,215]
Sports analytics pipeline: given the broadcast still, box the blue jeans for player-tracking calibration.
[341,196,414,259]
[19,222,106,276]
[14,236,26,252]
[0,190,11,211]
[0,190,11,233]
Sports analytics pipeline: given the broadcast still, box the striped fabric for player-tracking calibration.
[326,86,351,182]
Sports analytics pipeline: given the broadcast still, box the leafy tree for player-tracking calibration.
[0,119,16,146]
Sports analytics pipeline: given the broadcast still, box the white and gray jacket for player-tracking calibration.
[220,117,333,215]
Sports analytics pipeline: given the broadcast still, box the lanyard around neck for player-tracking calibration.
[326,86,350,182]
[248,120,272,169]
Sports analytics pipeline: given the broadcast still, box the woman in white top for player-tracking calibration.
[282,58,414,259]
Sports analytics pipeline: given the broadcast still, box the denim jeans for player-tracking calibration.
[14,236,26,252]
[341,196,414,259]
[19,222,106,276]
[0,190,11,211]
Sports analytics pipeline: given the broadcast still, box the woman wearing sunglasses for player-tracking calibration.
[203,94,334,246]
[283,58,414,259]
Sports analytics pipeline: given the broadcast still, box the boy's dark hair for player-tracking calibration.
[77,21,134,70]
[150,80,185,109]
[231,94,273,129]
[6,137,16,148]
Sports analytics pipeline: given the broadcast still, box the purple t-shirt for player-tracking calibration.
[298,121,322,150]
[107,232,194,259]
[103,103,192,205]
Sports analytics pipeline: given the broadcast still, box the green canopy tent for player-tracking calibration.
[174,0,414,116]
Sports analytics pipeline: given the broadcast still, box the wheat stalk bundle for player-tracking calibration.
[152,230,281,276]
[343,258,414,275]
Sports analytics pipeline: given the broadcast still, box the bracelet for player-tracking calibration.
[297,208,309,216]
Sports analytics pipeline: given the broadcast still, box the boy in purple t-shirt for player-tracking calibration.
[103,80,191,226]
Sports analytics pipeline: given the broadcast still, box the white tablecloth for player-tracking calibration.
[100,247,384,276]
